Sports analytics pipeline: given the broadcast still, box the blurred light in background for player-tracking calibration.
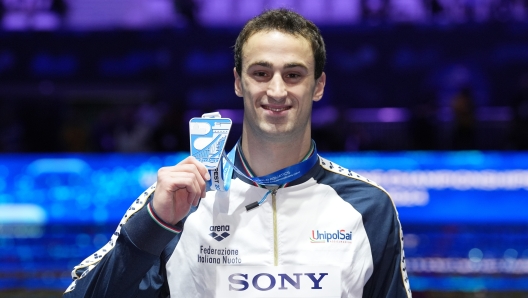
[0,0,527,297]
[0,152,527,292]
[2,0,527,30]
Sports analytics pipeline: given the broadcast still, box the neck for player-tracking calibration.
[240,131,313,177]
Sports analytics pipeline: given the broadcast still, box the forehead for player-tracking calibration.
[241,30,314,69]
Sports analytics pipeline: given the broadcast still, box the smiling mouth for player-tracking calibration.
[263,105,290,112]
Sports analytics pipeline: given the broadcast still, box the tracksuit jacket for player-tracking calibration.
[64,149,412,297]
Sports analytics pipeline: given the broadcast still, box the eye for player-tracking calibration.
[284,72,304,82]
[253,71,268,77]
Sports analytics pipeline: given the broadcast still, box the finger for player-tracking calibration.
[158,162,208,205]
[190,173,203,204]
[181,156,211,181]
[168,157,210,192]
[180,171,203,205]
[156,172,198,206]
[167,177,196,207]
[161,164,206,193]
[157,168,195,193]
[189,156,211,181]
[166,172,201,205]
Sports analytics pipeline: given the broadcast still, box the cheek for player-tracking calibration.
[243,83,267,99]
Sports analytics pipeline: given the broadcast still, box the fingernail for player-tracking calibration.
[205,172,211,181]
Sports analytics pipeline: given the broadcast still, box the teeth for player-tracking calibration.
[267,107,288,112]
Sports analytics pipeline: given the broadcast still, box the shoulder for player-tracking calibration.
[319,156,383,188]
[316,155,399,222]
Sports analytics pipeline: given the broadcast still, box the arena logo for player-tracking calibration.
[209,225,230,241]
[310,229,352,243]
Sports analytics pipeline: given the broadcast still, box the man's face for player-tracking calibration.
[234,30,326,142]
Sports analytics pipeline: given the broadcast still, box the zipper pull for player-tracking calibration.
[266,186,279,204]
[245,186,278,211]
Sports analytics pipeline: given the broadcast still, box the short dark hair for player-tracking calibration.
[234,8,326,80]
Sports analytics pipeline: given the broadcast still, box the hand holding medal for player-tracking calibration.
[151,156,210,225]
[149,113,231,225]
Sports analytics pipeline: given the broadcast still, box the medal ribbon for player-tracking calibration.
[209,140,318,210]
[207,148,236,192]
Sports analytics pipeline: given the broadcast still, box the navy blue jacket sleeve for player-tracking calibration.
[358,189,411,298]
[324,170,412,297]
[63,195,180,298]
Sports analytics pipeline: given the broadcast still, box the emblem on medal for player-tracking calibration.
[189,112,232,170]
[190,112,233,191]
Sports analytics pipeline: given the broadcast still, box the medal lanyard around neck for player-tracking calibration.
[209,140,319,211]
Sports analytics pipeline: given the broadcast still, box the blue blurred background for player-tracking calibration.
[0,0,527,297]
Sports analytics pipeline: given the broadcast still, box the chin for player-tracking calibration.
[259,126,297,140]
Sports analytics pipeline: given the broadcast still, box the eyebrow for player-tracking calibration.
[248,61,308,71]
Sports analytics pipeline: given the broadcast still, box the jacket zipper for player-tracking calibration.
[271,189,278,266]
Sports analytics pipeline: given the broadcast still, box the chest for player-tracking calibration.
[165,182,373,297]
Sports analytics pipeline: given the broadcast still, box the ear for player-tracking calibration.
[312,72,326,102]
[234,67,243,97]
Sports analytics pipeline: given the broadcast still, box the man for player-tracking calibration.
[64,8,411,297]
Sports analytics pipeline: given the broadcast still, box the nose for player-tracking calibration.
[266,73,287,101]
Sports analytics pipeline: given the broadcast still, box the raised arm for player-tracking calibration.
[64,156,209,297]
